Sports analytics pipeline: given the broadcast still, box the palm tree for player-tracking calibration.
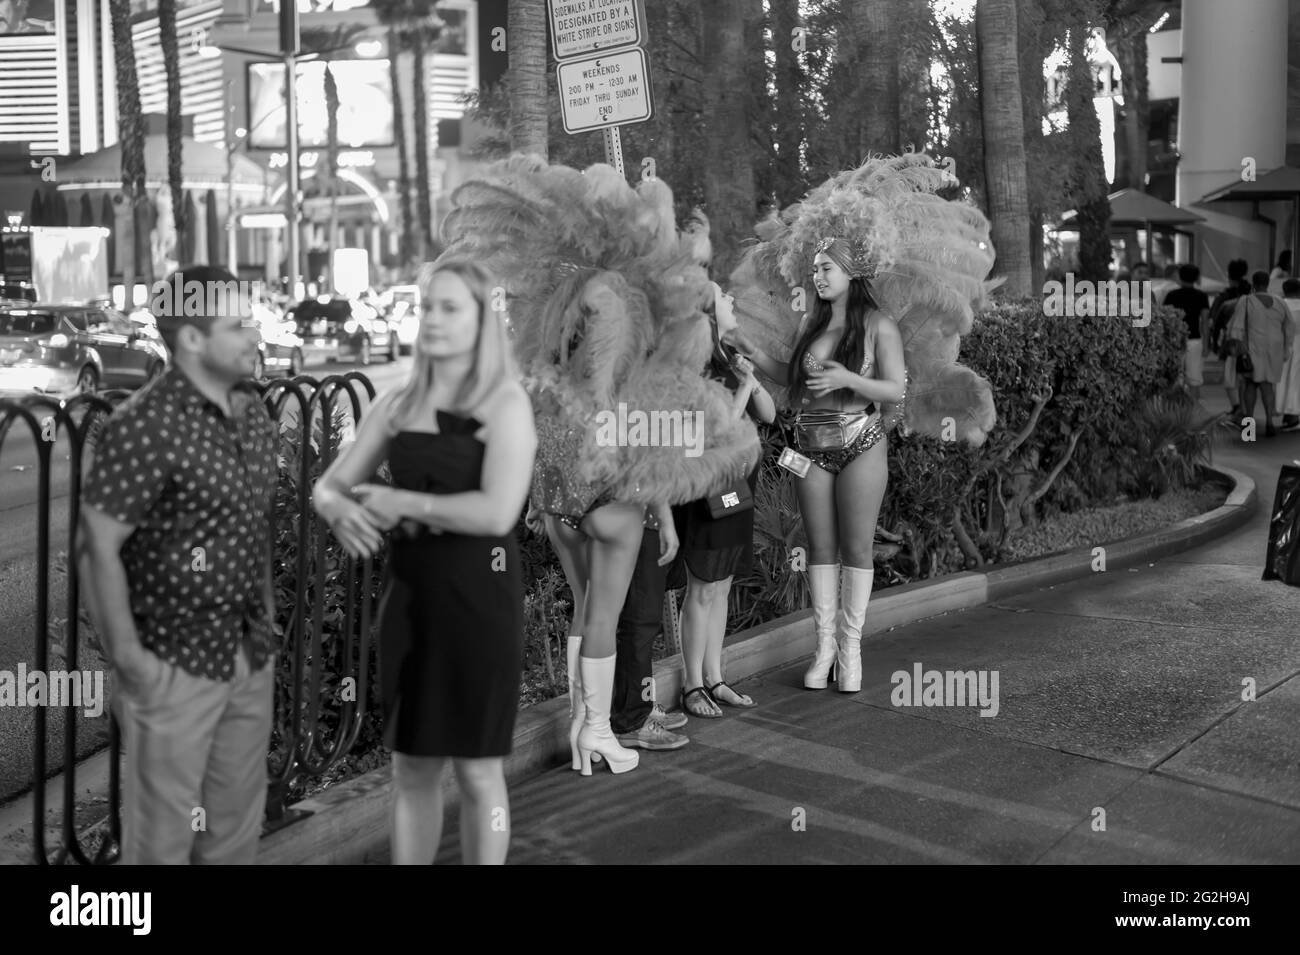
[702,0,758,278]
[976,0,1032,296]
[770,0,806,206]
[302,25,366,284]
[507,0,548,157]
[854,0,901,156]
[323,60,341,279]
[158,0,186,264]
[1065,23,1110,281]
[107,0,152,304]
[410,23,435,257]
[373,0,417,267]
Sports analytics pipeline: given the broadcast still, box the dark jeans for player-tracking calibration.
[610,527,668,734]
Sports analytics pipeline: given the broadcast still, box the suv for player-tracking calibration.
[287,296,397,366]
[0,303,168,397]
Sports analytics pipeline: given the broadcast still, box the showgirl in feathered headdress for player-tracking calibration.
[727,152,998,696]
[438,154,760,777]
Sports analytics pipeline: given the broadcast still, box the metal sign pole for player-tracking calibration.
[603,126,625,177]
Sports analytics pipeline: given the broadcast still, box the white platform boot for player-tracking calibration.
[567,636,588,771]
[576,654,639,775]
[803,564,841,689]
[836,566,873,693]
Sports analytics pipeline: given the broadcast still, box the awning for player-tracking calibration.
[51,134,270,194]
[1198,165,1300,204]
[1057,188,1204,230]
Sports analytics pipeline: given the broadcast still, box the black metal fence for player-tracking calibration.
[0,372,380,864]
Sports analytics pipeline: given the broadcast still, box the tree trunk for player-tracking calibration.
[1113,25,1149,191]
[1018,0,1047,291]
[324,61,340,286]
[898,0,932,153]
[702,0,756,278]
[771,0,804,205]
[158,0,185,265]
[410,30,434,258]
[1066,25,1111,280]
[507,0,548,158]
[388,26,415,268]
[108,0,151,304]
[855,0,901,156]
[977,0,1032,297]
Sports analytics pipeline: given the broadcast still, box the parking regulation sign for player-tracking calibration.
[556,48,653,134]
[548,0,646,61]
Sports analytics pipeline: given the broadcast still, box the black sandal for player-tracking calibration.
[708,680,756,708]
[681,686,722,718]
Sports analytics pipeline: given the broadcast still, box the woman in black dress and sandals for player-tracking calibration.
[313,257,537,865]
[677,282,776,718]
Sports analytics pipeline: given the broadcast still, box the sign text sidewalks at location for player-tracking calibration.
[548,0,645,61]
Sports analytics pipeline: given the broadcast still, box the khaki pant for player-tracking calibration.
[116,648,274,865]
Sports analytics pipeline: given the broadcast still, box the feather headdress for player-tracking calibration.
[438,154,760,504]
[730,152,999,445]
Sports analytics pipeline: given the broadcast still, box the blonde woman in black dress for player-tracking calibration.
[314,257,536,865]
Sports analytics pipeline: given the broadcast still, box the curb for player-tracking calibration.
[0,467,1256,865]
[256,464,1256,865]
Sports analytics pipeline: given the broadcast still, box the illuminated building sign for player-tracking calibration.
[267,150,376,169]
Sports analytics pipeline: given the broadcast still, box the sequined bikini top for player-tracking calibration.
[803,350,873,377]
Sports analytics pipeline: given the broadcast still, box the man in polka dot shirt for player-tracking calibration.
[77,266,278,865]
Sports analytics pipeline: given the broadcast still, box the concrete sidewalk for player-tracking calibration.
[422,388,1300,864]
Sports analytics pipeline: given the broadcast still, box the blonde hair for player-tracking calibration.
[390,257,518,427]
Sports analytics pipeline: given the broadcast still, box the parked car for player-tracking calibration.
[0,281,37,306]
[0,303,167,397]
[250,302,305,379]
[286,296,397,366]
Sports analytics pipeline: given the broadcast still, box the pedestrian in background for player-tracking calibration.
[1210,258,1252,422]
[1279,278,1300,431]
[1163,264,1210,401]
[78,266,277,865]
[1269,250,1292,296]
[1227,270,1294,438]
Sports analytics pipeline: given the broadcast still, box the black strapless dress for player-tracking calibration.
[378,411,524,757]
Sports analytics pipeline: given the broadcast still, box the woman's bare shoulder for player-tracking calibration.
[476,380,533,429]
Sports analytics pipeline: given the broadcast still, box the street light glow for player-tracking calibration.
[197,44,222,60]
[355,40,382,58]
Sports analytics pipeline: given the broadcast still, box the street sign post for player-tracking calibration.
[547,0,651,178]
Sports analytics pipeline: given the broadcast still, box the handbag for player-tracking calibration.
[793,407,873,451]
[705,477,754,519]
[1263,464,1300,587]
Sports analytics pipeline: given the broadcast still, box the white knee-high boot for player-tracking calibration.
[576,654,639,775]
[837,566,873,693]
[803,564,841,689]
[567,636,586,771]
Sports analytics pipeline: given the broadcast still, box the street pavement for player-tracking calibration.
[420,383,1300,865]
